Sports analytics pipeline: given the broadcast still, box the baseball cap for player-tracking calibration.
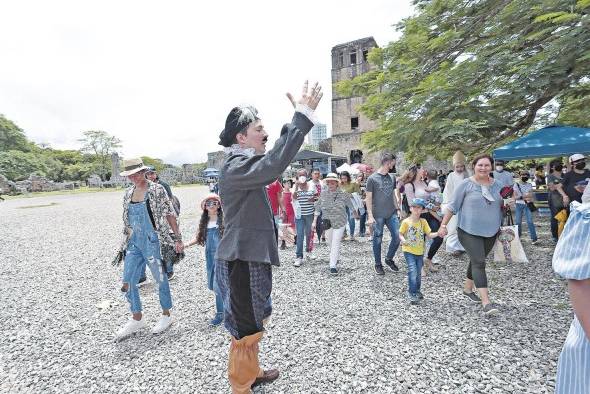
[569,153,585,163]
[410,198,427,208]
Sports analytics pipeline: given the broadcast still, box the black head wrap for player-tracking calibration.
[218,106,259,147]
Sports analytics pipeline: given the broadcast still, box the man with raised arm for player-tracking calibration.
[215,81,322,393]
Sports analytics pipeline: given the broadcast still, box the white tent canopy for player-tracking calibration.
[336,163,360,175]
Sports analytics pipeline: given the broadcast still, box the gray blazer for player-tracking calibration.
[216,111,314,266]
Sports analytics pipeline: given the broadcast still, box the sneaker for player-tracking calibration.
[137,277,147,287]
[384,258,399,272]
[374,265,385,275]
[152,315,173,334]
[167,271,175,281]
[408,294,420,305]
[416,291,424,300]
[209,313,223,327]
[463,291,481,303]
[115,317,146,339]
[330,267,338,275]
[321,236,326,242]
[531,239,539,245]
[350,235,355,241]
[306,253,317,260]
[293,258,303,267]
[482,303,500,315]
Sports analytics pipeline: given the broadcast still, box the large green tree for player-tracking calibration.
[339,0,590,160]
[78,130,122,180]
[0,114,32,152]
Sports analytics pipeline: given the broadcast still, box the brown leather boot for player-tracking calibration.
[228,332,263,394]
[251,369,280,388]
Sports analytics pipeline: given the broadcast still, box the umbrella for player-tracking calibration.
[351,163,373,173]
[336,163,360,175]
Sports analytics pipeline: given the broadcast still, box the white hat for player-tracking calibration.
[324,173,339,182]
[119,158,150,176]
[569,153,585,163]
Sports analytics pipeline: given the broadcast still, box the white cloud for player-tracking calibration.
[0,0,413,164]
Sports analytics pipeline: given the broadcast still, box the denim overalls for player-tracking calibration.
[123,193,172,313]
[205,226,223,316]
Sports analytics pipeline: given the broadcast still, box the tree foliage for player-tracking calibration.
[339,0,590,160]
[78,130,122,180]
[0,114,33,152]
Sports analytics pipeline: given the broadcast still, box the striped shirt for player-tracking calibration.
[294,188,316,216]
[314,188,355,229]
[553,201,590,393]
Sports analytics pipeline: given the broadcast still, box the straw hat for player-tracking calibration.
[200,193,221,210]
[119,158,150,176]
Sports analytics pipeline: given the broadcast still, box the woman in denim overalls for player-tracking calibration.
[185,194,224,326]
[116,158,183,340]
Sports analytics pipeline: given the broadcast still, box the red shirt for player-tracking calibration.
[266,180,282,215]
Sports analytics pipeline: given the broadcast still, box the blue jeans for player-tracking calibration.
[515,203,537,241]
[372,215,400,266]
[123,199,172,313]
[346,206,356,236]
[295,214,314,258]
[205,227,223,315]
[404,252,423,295]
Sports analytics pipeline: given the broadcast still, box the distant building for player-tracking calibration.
[207,151,225,171]
[307,123,327,149]
[331,37,380,167]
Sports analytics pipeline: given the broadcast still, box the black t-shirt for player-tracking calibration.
[562,169,590,202]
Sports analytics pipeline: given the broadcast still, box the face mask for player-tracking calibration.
[554,165,563,172]
[521,176,529,182]
[575,162,586,170]
[495,166,504,172]
[298,176,307,184]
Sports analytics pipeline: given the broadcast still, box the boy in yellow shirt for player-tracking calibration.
[399,198,440,304]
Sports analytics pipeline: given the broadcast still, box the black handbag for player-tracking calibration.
[321,218,332,230]
[527,201,538,212]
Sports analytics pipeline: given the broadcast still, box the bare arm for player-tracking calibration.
[365,191,374,223]
[569,279,590,340]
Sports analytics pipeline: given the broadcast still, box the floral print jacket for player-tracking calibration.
[121,181,177,250]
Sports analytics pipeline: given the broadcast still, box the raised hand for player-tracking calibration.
[286,80,323,110]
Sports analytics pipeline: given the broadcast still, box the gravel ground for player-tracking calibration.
[0,185,573,393]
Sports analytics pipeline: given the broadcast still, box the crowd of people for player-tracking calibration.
[110,81,589,393]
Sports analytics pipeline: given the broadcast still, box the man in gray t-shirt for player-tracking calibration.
[366,153,401,275]
[492,159,514,189]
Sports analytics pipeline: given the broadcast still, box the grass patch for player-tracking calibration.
[17,202,60,209]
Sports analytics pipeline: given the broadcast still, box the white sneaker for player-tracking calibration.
[116,317,146,339]
[307,253,317,260]
[152,315,173,334]
[293,258,303,267]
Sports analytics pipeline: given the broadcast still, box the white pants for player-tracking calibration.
[445,215,465,253]
[325,226,345,268]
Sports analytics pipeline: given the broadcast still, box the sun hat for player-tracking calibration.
[410,198,427,208]
[201,193,221,210]
[119,158,150,177]
[569,153,585,163]
[324,173,339,182]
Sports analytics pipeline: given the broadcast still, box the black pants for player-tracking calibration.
[216,259,272,339]
[316,211,323,239]
[421,212,443,259]
[457,228,498,288]
[548,199,560,241]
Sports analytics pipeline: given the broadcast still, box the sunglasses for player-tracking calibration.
[205,200,219,207]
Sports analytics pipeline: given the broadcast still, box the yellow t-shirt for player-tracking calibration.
[399,218,432,255]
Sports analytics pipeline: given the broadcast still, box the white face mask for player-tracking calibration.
[298,176,307,184]
[495,166,504,172]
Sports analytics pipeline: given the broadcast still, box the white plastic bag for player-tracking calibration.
[493,224,528,263]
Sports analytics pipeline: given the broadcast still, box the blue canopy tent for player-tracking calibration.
[493,125,590,160]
